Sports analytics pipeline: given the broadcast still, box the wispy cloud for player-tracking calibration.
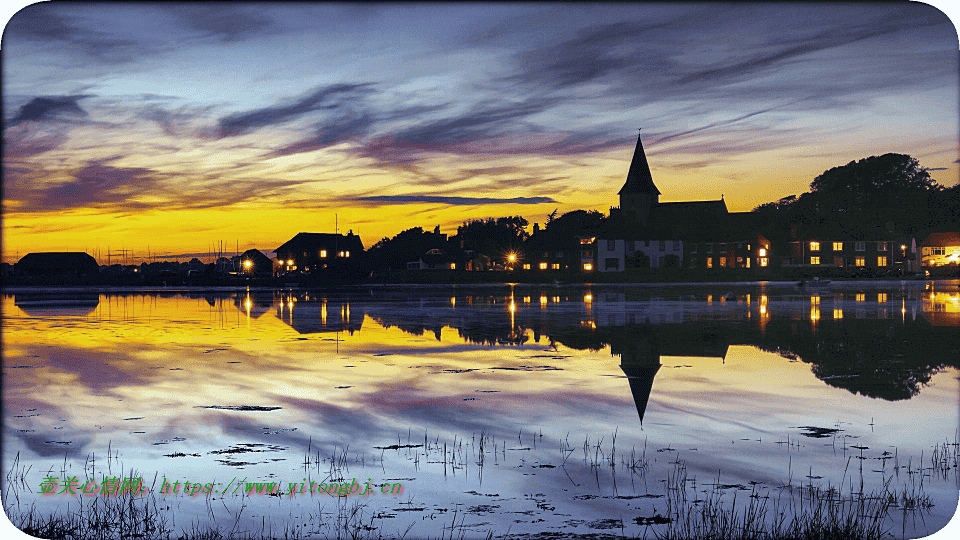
[7,5,152,64]
[215,83,375,138]
[355,195,557,205]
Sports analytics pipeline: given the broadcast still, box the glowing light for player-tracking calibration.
[758,248,766,257]
[287,259,293,266]
[243,260,252,269]
[450,297,456,308]
[583,263,593,271]
[584,294,592,303]
[508,253,516,262]
[539,262,548,270]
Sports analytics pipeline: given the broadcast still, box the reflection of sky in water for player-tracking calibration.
[3,282,959,538]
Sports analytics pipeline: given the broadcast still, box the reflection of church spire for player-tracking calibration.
[609,325,662,425]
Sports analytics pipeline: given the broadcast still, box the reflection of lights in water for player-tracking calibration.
[746,293,751,305]
[759,295,768,316]
[580,320,596,329]
[509,301,516,313]
[584,294,592,303]
[540,295,547,306]
[707,294,713,305]
[321,302,326,325]
[810,306,820,322]
[450,297,456,308]
[552,296,560,303]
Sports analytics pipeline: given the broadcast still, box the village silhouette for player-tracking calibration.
[5,132,959,287]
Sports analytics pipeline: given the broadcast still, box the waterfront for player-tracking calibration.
[3,282,959,538]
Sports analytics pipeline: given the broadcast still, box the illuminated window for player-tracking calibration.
[522,263,531,270]
[345,251,350,258]
[760,257,768,267]
[746,257,751,268]
[878,256,887,266]
[878,292,887,303]
[810,241,820,251]
[539,262,548,270]
[579,237,595,245]
[933,247,945,255]
[720,257,727,267]
[878,241,888,251]
[855,256,865,266]
[855,242,865,251]
[811,256,820,265]
[583,263,593,271]
[758,248,766,257]
[833,242,843,251]
[449,263,456,270]
[320,250,327,258]
[707,258,713,268]
[551,263,560,270]
[856,292,865,302]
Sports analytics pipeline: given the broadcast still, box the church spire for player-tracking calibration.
[618,130,660,196]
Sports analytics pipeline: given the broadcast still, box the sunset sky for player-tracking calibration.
[3,2,958,263]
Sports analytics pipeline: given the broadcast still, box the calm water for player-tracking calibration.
[3,282,959,539]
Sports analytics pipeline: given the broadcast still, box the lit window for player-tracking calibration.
[746,258,751,268]
[579,237,595,245]
[811,256,820,265]
[449,263,456,270]
[345,251,350,258]
[878,292,887,303]
[320,250,327,258]
[856,293,865,302]
[758,248,767,257]
[810,241,820,251]
[933,247,945,256]
[522,263,531,270]
[720,257,727,267]
[878,242,888,251]
[551,263,560,270]
[833,242,842,251]
[878,256,887,266]
[855,256,865,266]
[760,258,768,267]
[287,259,294,266]
[707,258,713,268]
[539,262,548,270]
[583,263,593,271]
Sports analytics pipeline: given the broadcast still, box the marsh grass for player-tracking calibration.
[3,428,952,540]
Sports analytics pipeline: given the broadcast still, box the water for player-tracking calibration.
[3,282,959,538]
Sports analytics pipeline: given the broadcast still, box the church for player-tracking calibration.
[598,132,771,272]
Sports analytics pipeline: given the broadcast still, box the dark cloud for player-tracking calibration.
[265,113,377,158]
[11,157,312,214]
[173,4,277,43]
[6,95,91,127]
[355,195,558,206]
[216,83,375,138]
[7,5,150,63]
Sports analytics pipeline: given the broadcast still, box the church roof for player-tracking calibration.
[618,132,661,196]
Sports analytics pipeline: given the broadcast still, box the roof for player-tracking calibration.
[922,232,960,247]
[618,132,661,196]
[275,232,364,254]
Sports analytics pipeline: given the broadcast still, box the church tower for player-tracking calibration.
[618,132,660,225]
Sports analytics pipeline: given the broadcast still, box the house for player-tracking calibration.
[238,249,275,276]
[16,252,100,276]
[788,237,916,273]
[274,231,363,274]
[920,232,960,267]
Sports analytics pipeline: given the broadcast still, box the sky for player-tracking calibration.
[2,2,959,263]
